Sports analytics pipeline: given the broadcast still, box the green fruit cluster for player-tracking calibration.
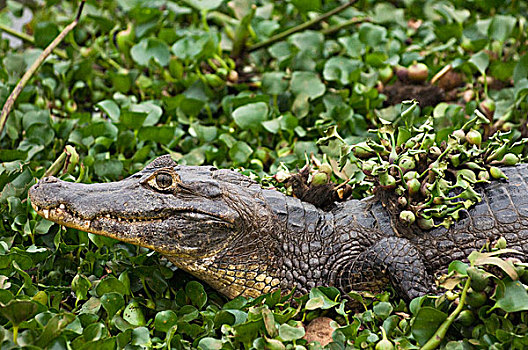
[353,104,527,230]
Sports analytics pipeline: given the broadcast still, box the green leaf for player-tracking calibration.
[229,141,253,164]
[469,51,489,76]
[291,0,320,13]
[101,293,125,319]
[72,274,92,301]
[290,71,325,99]
[411,307,448,346]
[95,276,127,297]
[489,15,516,42]
[278,323,305,341]
[138,126,176,144]
[323,57,361,85]
[184,0,223,11]
[198,337,223,350]
[491,278,528,312]
[262,72,288,95]
[34,22,60,48]
[232,102,269,130]
[154,310,178,333]
[185,281,207,309]
[358,23,387,47]
[96,100,120,122]
[513,54,528,83]
[123,300,146,327]
[131,327,151,347]
[373,302,393,320]
[94,159,123,180]
[0,299,41,326]
[130,38,171,66]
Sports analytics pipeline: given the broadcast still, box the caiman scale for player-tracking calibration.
[29,155,528,300]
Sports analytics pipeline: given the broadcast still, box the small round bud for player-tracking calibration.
[399,210,416,225]
[466,129,482,146]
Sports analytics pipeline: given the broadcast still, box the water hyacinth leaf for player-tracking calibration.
[233,102,269,130]
[154,310,178,332]
[184,0,223,11]
[34,313,77,348]
[469,51,489,76]
[131,38,171,66]
[468,250,519,280]
[185,281,207,309]
[0,299,41,326]
[291,0,320,13]
[278,323,305,341]
[262,72,288,95]
[101,293,125,319]
[95,276,127,297]
[34,22,60,48]
[96,100,120,122]
[290,31,324,57]
[513,54,528,83]
[488,15,516,42]
[358,23,387,47]
[138,126,176,144]
[411,307,448,345]
[491,279,528,313]
[373,302,393,320]
[131,327,151,347]
[172,33,218,60]
[229,141,253,164]
[198,337,223,350]
[72,274,92,301]
[123,300,146,326]
[130,102,163,126]
[323,57,360,85]
[94,159,123,180]
[290,71,325,99]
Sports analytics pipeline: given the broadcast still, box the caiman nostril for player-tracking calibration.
[39,176,59,184]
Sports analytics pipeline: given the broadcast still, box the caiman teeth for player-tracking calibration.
[43,209,49,219]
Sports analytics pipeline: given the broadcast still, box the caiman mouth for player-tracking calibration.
[30,201,234,230]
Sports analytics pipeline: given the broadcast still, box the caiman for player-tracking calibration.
[28,155,528,300]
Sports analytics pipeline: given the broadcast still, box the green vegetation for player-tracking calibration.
[1,0,528,348]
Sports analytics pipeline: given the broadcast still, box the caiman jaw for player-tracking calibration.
[30,200,235,256]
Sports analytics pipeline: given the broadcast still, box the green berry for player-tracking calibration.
[466,129,482,146]
[399,210,415,225]
[407,178,421,196]
[398,156,416,171]
[501,153,519,166]
[417,217,434,230]
[408,63,429,82]
[490,166,508,180]
[311,172,329,186]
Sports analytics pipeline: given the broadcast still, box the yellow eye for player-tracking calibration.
[145,170,180,192]
[156,173,173,189]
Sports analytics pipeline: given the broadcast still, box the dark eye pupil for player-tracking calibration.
[156,173,173,189]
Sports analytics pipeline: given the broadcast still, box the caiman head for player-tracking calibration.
[29,155,280,297]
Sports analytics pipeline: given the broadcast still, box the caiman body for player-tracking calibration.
[29,155,528,300]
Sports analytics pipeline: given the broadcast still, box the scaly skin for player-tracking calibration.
[28,155,528,300]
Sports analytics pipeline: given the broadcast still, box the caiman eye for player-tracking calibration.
[144,170,180,192]
[156,173,173,189]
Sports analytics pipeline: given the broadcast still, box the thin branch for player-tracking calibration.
[0,23,68,59]
[248,0,357,52]
[0,1,86,136]
[321,16,370,36]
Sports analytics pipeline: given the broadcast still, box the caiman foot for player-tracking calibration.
[334,237,432,300]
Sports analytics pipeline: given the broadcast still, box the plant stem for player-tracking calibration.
[0,1,86,136]
[248,0,358,52]
[321,16,369,36]
[0,23,68,59]
[421,277,471,350]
